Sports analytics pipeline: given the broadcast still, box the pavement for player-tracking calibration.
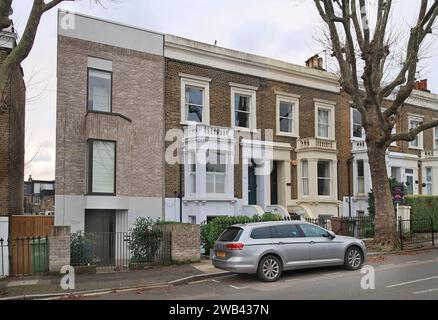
[1,247,437,300]
[0,257,227,300]
[82,248,438,300]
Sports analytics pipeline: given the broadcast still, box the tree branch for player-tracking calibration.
[388,120,438,144]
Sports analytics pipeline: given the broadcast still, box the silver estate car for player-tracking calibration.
[212,221,367,282]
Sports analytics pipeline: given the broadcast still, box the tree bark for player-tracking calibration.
[367,141,399,250]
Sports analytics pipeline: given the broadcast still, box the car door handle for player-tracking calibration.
[309,241,315,245]
[278,241,284,245]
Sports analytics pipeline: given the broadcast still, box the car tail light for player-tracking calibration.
[226,243,245,250]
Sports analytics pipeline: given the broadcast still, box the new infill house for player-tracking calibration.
[55,11,438,236]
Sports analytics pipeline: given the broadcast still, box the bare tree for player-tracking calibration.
[314,0,438,250]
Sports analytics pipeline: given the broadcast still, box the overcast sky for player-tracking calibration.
[11,0,438,181]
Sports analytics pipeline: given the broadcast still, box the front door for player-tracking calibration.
[84,210,116,266]
[270,161,278,205]
[248,163,257,205]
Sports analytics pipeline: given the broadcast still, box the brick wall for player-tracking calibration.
[164,58,341,200]
[0,48,25,216]
[56,36,164,198]
[48,225,71,272]
[158,223,200,262]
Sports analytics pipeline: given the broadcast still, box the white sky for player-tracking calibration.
[11,0,438,180]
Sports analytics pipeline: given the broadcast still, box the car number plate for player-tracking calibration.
[216,251,226,258]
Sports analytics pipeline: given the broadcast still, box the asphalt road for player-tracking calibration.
[85,249,438,300]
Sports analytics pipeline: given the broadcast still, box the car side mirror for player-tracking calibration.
[327,231,336,239]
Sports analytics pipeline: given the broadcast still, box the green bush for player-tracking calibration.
[70,231,95,266]
[129,217,163,263]
[404,195,438,232]
[200,213,283,253]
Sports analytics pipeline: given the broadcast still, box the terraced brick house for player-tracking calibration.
[56,11,438,231]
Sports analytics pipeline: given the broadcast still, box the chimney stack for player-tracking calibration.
[414,79,429,92]
[305,54,325,71]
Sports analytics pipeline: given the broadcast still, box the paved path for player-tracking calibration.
[84,249,438,300]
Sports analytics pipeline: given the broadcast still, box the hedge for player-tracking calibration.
[404,195,438,232]
[200,213,283,253]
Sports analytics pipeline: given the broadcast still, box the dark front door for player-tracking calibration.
[270,161,278,205]
[248,163,257,205]
[84,210,116,267]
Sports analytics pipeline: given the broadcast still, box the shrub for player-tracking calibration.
[129,217,163,263]
[70,231,95,266]
[200,213,283,253]
[404,195,438,232]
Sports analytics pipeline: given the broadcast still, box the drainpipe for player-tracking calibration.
[179,163,183,223]
[347,156,354,218]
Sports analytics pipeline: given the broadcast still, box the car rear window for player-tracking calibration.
[218,227,243,242]
[250,227,272,239]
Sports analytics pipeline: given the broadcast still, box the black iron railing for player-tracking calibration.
[70,231,172,272]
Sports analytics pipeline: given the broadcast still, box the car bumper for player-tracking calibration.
[212,257,257,274]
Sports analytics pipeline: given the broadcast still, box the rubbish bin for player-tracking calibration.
[31,238,48,274]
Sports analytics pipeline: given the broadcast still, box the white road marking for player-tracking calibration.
[229,285,248,290]
[405,260,419,264]
[212,279,221,283]
[413,287,438,295]
[386,276,438,288]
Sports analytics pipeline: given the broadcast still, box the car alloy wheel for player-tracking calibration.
[262,258,280,280]
[347,248,362,269]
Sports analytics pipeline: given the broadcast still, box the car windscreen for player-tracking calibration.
[218,227,243,242]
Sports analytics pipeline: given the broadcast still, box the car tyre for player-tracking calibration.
[344,246,364,270]
[257,255,282,282]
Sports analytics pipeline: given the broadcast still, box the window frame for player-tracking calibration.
[87,139,117,196]
[276,94,300,137]
[408,116,424,150]
[315,101,335,140]
[357,159,365,195]
[317,160,332,197]
[87,67,113,113]
[301,160,309,197]
[230,85,257,132]
[180,75,210,125]
[425,167,433,196]
[206,150,227,195]
[351,107,365,141]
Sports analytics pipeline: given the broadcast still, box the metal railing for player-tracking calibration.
[70,231,172,272]
[398,217,435,250]
[0,236,49,277]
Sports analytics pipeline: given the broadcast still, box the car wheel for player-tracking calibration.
[344,246,363,270]
[257,255,282,282]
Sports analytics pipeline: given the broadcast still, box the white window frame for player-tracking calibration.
[315,101,335,140]
[185,151,197,196]
[357,159,365,195]
[408,116,423,150]
[180,74,211,125]
[206,150,227,196]
[317,160,332,197]
[425,167,433,196]
[230,84,257,132]
[351,107,365,141]
[276,93,300,137]
[301,160,309,197]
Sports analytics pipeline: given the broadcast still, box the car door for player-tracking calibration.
[271,224,310,268]
[299,223,344,264]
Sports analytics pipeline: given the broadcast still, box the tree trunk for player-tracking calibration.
[367,143,399,250]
